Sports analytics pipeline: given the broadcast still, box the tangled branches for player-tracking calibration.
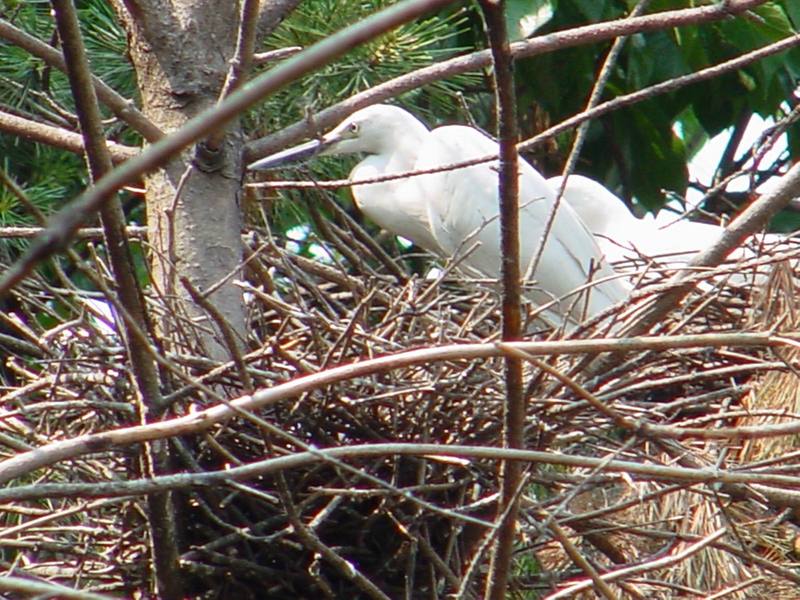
[1,210,800,598]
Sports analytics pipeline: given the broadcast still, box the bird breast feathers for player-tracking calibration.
[415,127,618,293]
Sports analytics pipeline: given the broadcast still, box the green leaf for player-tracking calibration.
[784,0,800,29]
[770,209,800,233]
[571,0,613,21]
[505,0,555,41]
[674,107,710,161]
[622,105,688,209]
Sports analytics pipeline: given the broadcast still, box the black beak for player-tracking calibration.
[248,138,330,170]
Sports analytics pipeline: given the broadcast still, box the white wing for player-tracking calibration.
[416,126,628,325]
[548,175,657,263]
[351,156,443,253]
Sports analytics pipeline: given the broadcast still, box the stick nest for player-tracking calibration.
[1,211,800,599]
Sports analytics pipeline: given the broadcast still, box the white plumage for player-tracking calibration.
[550,174,782,283]
[251,105,630,328]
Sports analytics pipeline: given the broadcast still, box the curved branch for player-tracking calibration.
[2,441,800,503]
[0,331,791,485]
[244,0,768,161]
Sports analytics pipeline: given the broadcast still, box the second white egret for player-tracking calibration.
[550,174,782,282]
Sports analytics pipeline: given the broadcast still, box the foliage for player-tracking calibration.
[516,0,800,212]
[0,0,134,236]
[2,1,800,598]
[256,0,478,125]
[2,0,798,234]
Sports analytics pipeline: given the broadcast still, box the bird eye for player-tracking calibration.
[349,122,359,134]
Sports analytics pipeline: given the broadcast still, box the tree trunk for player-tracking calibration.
[114,0,246,362]
[110,2,247,597]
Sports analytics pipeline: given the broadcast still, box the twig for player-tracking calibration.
[181,277,253,393]
[276,475,391,600]
[0,576,112,600]
[0,109,138,163]
[4,443,800,502]
[0,331,796,484]
[544,528,727,599]
[252,47,303,64]
[545,514,619,600]
[0,226,148,239]
[480,1,524,598]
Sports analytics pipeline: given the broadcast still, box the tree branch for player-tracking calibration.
[518,33,800,154]
[3,442,800,503]
[480,1,524,598]
[245,0,769,161]
[0,576,111,600]
[0,16,164,142]
[49,2,180,597]
[0,331,793,485]
[0,109,137,163]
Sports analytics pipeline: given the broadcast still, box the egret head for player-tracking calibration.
[318,104,427,156]
[248,105,429,170]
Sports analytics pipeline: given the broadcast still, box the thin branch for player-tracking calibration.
[0,576,112,600]
[0,0,459,300]
[545,529,727,599]
[559,0,652,182]
[0,226,147,239]
[480,1,523,598]
[532,1,653,290]
[0,16,164,141]
[181,277,253,393]
[518,33,800,154]
[253,47,303,65]
[0,108,137,163]
[277,476,391,600]
[3,443,800,503]
[0,331,796,485]
[49,2,178,597]
[48,0,162,420]
[545,515,619,600]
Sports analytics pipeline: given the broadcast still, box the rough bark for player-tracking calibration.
[113,0,247,361]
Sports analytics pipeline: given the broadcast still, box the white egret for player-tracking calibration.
[250,105,630,328]
[550,174,781,281]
